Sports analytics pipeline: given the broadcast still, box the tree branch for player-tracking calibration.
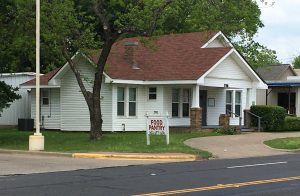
[147,0,174,35]
[93,0,111,40]
[62,45,92,103]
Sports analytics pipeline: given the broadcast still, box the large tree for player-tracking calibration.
[0,0,270,139]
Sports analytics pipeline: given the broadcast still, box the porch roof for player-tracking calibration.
[267,80,300,87]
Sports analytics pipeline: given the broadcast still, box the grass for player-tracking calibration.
[0,129,221,158]
[264,137,300,150]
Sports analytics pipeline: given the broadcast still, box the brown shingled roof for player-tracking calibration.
[22,31,233,85]
[22,68,61,86]
[89,31,231,81]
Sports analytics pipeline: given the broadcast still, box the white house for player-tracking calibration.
[21,31,267,131]
[0,72,35,126]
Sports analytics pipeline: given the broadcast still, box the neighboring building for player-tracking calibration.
[256,64,300,115]
[294,69,300,76]
[0,73,35,126]
[21,31,267,131]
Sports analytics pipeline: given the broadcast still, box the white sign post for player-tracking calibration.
[146,113,169,145]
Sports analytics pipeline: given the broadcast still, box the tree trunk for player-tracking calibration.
[89,106,102,140]
[89,71,103,140]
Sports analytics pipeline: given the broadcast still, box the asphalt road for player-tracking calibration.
[0,153,181,175]
[1,154,300,196]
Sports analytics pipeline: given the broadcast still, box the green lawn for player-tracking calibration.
[264,137,300,150]
[0,129,221,158]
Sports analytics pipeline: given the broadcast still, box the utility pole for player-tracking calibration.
[29,0,44,151]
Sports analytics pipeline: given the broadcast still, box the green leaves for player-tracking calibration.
[0,81,21,116]
[234,34,280,68]
[292,55,300,69]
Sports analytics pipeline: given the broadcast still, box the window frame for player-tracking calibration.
[182,88,190,117]
[117,86,138,118]
[225,90,243,118]
[128,88,137,117]
[235,91,242,116]
[225,90,233,115]
[117,87,125,116]
[148,87,157,100]
[172,88,180,117]
[41,89,50,106]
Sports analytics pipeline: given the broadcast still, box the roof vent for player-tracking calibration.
[124,42,139,69]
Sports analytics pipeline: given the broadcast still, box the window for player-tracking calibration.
[129,88,136,116]
[148,87,157,100]
[172,89,180,117]
[226,91,232,115]
[42,89,49,106]
[182,89,190,117]
[235,91,241,116]
[117,87,125,116]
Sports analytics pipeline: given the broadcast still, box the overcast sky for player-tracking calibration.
[254,0,300,64]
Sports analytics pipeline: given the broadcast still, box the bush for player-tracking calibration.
[284,116,300,131]
[215,126,237,135]
[250,105,286,131]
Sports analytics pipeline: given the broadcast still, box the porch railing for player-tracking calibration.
[244,110,262,132]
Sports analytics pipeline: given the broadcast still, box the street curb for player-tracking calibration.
[0,149,199,161]
[0,149,72,158]
[72,153,199,161]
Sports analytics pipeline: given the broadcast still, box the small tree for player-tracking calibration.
[0,81,21,116]
[293,55,300,69]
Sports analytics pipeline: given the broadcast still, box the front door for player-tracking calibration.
[200,90,207,126]
[278,92,296,115]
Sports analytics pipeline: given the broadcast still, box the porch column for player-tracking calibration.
[192,85,200,108]
[190,85,202,130]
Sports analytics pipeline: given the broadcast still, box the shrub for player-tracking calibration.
[215,126,237,135]
[284,116,300,131]
[250,105,286,131]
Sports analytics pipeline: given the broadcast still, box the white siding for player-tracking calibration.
[206,38,225,48]
[204,87,246,126]
[207,56,250,80]
[31,88,61,129]
[0,74,34,125]
[204,56,252,89]
[60,58,112,131]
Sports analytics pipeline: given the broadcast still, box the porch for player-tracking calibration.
[163,84,255,129]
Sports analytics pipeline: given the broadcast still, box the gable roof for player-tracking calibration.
[256,64,297,81]
[88,31,232,81]
[22,31,265,87]
[22,68,61,86]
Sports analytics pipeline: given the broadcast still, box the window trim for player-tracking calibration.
[225,90,242,118]
[117,86,138,118]
[182,88,190,117]
[117,87,125,116]
[148,87,157,100]
[172,88,191,118]
[235,91,242,117]
[41,89,50,106]
[129,88,137,117]
[172,88,180,117]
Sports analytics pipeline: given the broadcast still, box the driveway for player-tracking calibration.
[185,132,300,159]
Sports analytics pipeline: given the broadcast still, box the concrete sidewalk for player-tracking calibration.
[185,132,300,159]
[0,149,197,161]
